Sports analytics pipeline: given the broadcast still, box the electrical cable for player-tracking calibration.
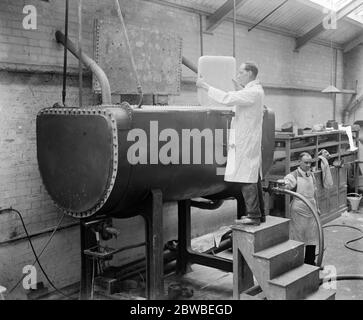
[233,0,236,58]
[0,208,76,300]
[78,0,83,108]
[199,14,203,56]
[248,0,289,32]
[8,211,67,294]
[139,272,145,289]
[62,0,69,106]
[91,258,95,300]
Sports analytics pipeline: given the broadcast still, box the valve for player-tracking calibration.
[104,227,120,239]
[91,219,120,241]
[266,179,287,195]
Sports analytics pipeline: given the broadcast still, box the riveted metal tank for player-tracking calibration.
[36,104,275,219]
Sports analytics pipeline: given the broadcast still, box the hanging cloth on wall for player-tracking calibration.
[318,154,334,189]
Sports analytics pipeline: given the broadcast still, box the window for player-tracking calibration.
[308,0,353,11]
[306,0,363,24]
[348,6,363,23]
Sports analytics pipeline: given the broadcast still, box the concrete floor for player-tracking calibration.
[322,210,363,300]
[164,210,363,300]
[41,210,363,300]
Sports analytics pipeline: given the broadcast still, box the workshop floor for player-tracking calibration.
[42,210,363,300]
[322,210,363,300]
[164,210,363,301]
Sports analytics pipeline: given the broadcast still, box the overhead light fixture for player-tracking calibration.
[322,85,341,93]
[322,39,341,93]
[322,0,341,94]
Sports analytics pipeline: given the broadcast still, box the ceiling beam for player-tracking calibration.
[145,0,343,49]
[295,0,363,51]
[205,0,248,33]
[344,33,363,53]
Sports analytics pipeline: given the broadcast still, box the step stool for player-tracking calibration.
[233,216,336,300]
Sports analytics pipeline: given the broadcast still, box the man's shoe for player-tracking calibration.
[235,217,260,226]
[260,216,266,223]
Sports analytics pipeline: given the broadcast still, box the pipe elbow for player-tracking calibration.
[55,30,112,105]
[190,199,224,210]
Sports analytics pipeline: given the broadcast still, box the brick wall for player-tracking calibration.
[169,13,345,128]
[0,0,348,299]
[0,226,80,300]
[0,71,97,299]
[344,45,363,123]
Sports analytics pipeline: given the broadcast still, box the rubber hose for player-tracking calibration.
[273,188,363,287]
[320,275,363,286]
[190,199,224,211]
[272,187,324,267]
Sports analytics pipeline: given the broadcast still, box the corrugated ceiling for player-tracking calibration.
[163,0,363,46]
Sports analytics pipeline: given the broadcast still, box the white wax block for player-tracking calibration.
[197,56,236,107]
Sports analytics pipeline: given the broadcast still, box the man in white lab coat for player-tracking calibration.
[197,62,265,225]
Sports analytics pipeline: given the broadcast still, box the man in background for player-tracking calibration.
[282,152,320,265]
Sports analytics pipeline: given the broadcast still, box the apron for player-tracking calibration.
[289,174,319,246]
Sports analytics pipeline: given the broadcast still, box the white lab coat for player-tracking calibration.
[208,80,264,183]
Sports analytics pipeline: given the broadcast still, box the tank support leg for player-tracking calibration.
[177,200,192,275]
[144,189,164,300]
[80,220,97,300]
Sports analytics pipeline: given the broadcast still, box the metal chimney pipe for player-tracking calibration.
[182,56,198,74]
[55,30,112,105]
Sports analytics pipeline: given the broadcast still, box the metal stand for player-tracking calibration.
[79,188,258,299]
[79,190,164,300]
[176,196,253,294]
[80,219,98,300]
[142,189,164,300]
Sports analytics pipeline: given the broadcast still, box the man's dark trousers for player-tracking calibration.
[240,177,265,221]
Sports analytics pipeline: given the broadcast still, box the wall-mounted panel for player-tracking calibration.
[94,19,182,95]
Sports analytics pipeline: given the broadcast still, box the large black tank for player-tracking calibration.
[36,104,275,219]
